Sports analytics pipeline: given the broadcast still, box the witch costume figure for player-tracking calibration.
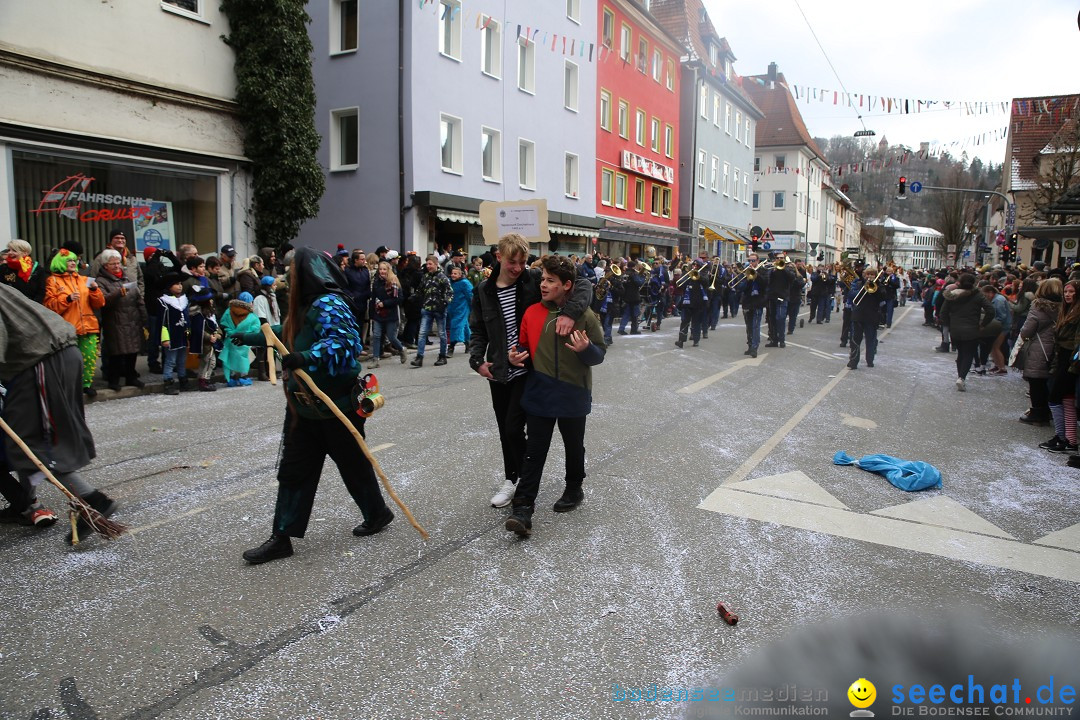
[232,247,394,564]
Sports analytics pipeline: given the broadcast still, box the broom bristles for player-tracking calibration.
[71,500,127,540]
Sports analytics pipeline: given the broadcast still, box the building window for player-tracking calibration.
[743,174,749,204]
[438,0,462,60]
[637,37,648,73]
[664,124,674,158]
[725,103,732,134]
[481,127,501,182]
[599,89,612,131]
[480,15,501,77]
[752,191,760,210]
[774,154,786,170]
[635,179,645,212]
[733,168,740,201]
[440,113,462,174]
[602,8,614,47]
[161,0,202,19]
[650,117,660,152]
[517,37,535,93]
[712,93,720,126]
[615,173,627,209]
[564,153,579,198]
[331,0,358,54]
[773,191,785,209]
[330,107,358,171]
[662,187,671,218]
[635,109,646,146]
[708,42,718,67]
[651,184,662,216]
[652,49,662,82]
[618,100,629,138]
[519,139,536,190]
[620,24,632,61]
[754,156,760,172]
[665,59,674,91]
[564,61,579,112]
[745,118,751,148]
[566,0,580,23]
[735,111,742,142]
[699,84,708,119]
[710,156,719,192]
[723,162,730,195]
[697,150,706,188]
[601,168,614,206]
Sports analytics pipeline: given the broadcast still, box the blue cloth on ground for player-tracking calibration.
[832,451,942,492]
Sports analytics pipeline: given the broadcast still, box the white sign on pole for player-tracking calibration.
[479,199,550,245]
[946,244,957,253]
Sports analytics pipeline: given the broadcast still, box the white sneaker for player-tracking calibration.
[490,479,516,508]
[956,377,966,392]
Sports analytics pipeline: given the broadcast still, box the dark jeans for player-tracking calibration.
[840,307,852,344]
[787,298,801,333]
[743,306,764,348]
[679,306,703,342]
[372,319,404,357]
[272,407,388,537]
[512,414,587,513]
[955,338,980,380]
[849,320,878,367]
[1028,377,1050,419]
[619,303,640,332]
[400,315,420,345]
[816,295,832,323]
[489,374,528,483]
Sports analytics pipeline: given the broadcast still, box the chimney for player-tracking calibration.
[767,62,778,87]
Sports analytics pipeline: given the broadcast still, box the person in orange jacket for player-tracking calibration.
[44,249,105,397]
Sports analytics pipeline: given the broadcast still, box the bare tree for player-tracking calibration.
[1032,119,1080,226]
[933,168,979,264]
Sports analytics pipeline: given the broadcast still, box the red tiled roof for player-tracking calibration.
[648,0,762,117]
[1006,94,1080,192]
[742,71,828,161]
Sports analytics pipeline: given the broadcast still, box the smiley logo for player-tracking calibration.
[848,678,876,709]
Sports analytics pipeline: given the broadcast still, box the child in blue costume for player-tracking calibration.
[220,291,261,386]
[234,248,393,564]
[445,265,473,356]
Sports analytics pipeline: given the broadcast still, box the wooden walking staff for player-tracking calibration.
[0,417,126,544]
[259,323,429,541]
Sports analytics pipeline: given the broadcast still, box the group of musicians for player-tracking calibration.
[591,250,898,368]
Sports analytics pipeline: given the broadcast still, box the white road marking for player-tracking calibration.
[870,495,1015,539]
[783,341,836,360]
[726,471,849,509]
[1034,521,1080,551]
[677,354,767,394]
[368,443,396,453]
[699,481,1080,583]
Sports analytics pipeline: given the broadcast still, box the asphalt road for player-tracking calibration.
[2,304,1078,719]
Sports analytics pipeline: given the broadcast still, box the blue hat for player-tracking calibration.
[238,291,254,303]
[260,275,275,287]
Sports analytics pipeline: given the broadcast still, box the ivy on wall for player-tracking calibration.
[221,0,325,248]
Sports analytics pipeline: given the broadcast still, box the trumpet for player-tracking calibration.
[675,264,700,287]
[853,269,885,306]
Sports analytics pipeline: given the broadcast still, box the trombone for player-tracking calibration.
[675,262,701,287]
[853,269,884,306]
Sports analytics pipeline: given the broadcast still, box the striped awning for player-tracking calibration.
[435,209,481,225]
[550,223,600,238]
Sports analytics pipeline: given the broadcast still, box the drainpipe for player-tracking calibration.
[689,63,700,257]
[397,0,409,251]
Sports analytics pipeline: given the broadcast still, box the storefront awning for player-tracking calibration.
[1017,225,1080,241]
[435,209,481,226]
[701,222,751,246]
[550,223,599,239]
[598,216,693,246]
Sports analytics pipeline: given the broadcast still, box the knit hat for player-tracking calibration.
[50,248,76,274]
[143,247,158,262]
[238,291,254,303]
[334,243,348,258]
[260,275,276,287]
[108,228,126,241]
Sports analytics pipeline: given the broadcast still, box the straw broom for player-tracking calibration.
[260,324,429,541]
[0,417,126,544]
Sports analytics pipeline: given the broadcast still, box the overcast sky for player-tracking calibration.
[703,0,1080,166]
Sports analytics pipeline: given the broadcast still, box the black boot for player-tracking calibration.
[410,355,423,368]
[243,534,294,564]
[675,333,686,349]
[353,507,394,536]
[505,504,533,537]
[164,379,179,396]
[178,377,190,392]
[553,485,584,513]
[434,355,448,366]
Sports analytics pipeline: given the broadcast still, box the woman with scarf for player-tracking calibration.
[44,248,105,397]
[232,248,393,564]
[2,239,46,303]
[96,248,146,392]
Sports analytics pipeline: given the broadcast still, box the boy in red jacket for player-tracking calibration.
[505,255,605,538]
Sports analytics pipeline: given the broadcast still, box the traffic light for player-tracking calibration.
[897,176,906,197]
[1005,233,1019,263]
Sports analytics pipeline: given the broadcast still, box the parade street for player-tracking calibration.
[2,305,1078,720]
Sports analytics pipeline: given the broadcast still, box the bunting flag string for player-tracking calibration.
[816,126,1011,177]
[787,82,1017,117]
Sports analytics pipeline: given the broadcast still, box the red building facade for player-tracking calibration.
[596,0,683,258]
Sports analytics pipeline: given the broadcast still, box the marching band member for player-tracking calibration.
[765,253,795,348]
[675,259,709,348]
[738,253,770,358]
[846,267,887,369]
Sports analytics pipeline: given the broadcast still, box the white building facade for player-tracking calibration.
[0,0,254,261]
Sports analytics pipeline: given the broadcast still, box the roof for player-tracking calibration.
[864,216,916,232]
[648,0,763,117]
[1006,94,1080,192]
[741,70,828,161]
